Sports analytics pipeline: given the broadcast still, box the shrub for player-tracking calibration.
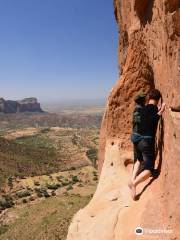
[72,134,79,145]
[40,128,50,133]
[16,190,31,198]
[0,225,9,235]
[34,181,40,186]
[93,176,98,181]
[46,183,61,190]
[70,166,76,171]
[0,195,14,210]
[71,175,79,184]
[22,199,27,204]
[0,199,7,210]
[44,191,51,198]
[35,187,49,198]
[86,148,98,167]
[66,185,73,191]
[61,181,69,187]
[8,176,13,189]
[56,176,64,182]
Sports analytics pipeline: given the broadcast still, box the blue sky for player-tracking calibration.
[0,0,118,102]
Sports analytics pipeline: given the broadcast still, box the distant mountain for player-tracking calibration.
[0,97,43,114]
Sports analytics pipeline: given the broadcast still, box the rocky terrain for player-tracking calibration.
[67,0,180,239]
[0,97,43,113]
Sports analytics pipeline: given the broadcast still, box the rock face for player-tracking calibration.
[0,97,43,113]
[67,0,180,239]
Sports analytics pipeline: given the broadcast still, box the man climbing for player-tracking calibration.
[129,89,166,200]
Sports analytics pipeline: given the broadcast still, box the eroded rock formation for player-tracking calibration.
[67,0,180,239]
[0,97,43,113]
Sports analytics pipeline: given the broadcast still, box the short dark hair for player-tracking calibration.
[135,97,146,105]
[148,89,161,101]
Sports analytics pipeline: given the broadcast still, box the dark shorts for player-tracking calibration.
[134,139,155,173]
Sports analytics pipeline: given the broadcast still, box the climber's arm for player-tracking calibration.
[157,103,166,116]
[148,103,166,123]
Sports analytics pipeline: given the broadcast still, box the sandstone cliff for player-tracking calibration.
[67,0,180,239]
[0,97,43,113]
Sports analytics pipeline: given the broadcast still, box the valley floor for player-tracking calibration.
[0,126,99,239]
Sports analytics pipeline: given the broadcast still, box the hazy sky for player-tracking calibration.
[0,0,118,102]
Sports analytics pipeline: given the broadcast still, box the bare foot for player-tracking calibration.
[128,180,136,200]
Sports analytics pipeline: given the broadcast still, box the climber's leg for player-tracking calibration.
[129,170,151,200]
[133,139,155,187]
[132,142,143,181]
[128,180,136,200]
[133,169,152,187]
[131,160,141,181]
[128,160,140,194]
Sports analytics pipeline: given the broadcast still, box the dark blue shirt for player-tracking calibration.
[140,104,160,139]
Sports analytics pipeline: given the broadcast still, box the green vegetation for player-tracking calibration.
[66,185,73,191]
[0,194,92,240]
[46,183,61,190]
[13,134,54,149]
[86,147,98,167]
[16,190,31,198]
[72,134,79,145]
[71,175,79,183]
[0,111,100,240]
[0,225,9,235]
[56,175,64,181]
[34,187,50,198]
[0,195,14,210]
[93,176,98,181]
[7,176,14,189]
[61,181,70,187]
[0,126,99,188]
[0,136,58,187]
[22,199,28,204]
[34,181,40,186]
[40,127,51,133]
[70,166,76,170]
[0,165,98,216]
